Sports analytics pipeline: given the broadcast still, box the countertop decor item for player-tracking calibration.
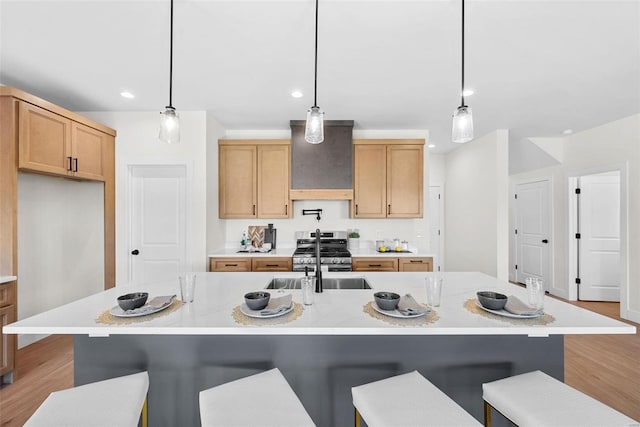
[373,291,400,311]
[476,291,507,310]
[244,291,271,310]
[159,0,180,144]
[117,292,149,311]
[247,225,265,248]
[464,298,554,325]
[304,0,324,144]
[452,0,474,143]
[348,230,360,250]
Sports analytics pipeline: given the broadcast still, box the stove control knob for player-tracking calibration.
[331,258,339,264]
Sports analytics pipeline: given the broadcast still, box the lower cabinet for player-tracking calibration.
[209,257,292,272]
[353,257,433,272]
[352,258,398,272]
[0,303,16,377]
[398,257,433,272]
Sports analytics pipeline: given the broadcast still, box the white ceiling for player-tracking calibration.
[1,0,638,153]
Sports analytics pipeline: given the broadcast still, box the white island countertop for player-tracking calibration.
[5,272,634,338]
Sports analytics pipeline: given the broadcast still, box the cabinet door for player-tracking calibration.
[252,257,292,272]
[71,122,106,181]
[398,257,433,272]
[353,144,387,218]
[387,145,423,218]
[257,145,290,218]
[19,101,72,176]
[352,257,398,272]
[219,145,257,218]
[209,257,252,272]
[0,304,16,375]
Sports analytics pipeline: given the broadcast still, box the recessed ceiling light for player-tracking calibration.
[462,89,474,97]
[562,129,573,135]
[120,91,135,99]
[291,90,303,98]
[427,144,436,148]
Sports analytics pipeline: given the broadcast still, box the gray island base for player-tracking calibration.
[74,333,562,427]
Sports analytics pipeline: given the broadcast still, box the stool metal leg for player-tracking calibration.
[354,407,362,427]
[141,397,148,427]
[483,400,491,427]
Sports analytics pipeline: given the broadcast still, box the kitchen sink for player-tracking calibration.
[265,277,372,290]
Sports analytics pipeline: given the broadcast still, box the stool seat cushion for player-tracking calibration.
[199,368,315,427]
[352,370,482,427]
[24,371,149,427]
[483,370,637,427]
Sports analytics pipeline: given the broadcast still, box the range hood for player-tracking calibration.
[289,120,354,200]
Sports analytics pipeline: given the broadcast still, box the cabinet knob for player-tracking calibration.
[131,249,140,255]
[542,239,549,244]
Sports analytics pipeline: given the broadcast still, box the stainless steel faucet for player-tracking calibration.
[315,228,323,293]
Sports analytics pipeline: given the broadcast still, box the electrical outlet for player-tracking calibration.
[416,229,423,238]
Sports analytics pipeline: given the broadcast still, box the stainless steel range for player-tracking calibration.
[292,230,352,272]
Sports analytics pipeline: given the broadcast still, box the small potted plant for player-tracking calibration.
[348,230,360,250]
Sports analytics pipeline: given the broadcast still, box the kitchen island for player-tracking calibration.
[5,272,634,426]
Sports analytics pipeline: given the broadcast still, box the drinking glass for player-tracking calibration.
[526,277,545,312]
[301,277,314,305]
[425,276,443,307]
[179,272,197,303]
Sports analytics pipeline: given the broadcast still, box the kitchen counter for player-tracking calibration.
[0,276,17,284]
[6,272,633,427]
[349,247,435,258]
[208,247,295,257]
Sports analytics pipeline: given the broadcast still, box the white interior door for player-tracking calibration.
[429,186,442,271]
[130,165,187,284]
[578,172,620,301]
[515,180,551,290]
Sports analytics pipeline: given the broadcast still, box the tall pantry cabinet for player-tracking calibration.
[0,87,116,383]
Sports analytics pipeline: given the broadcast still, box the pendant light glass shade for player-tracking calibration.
[159,0,179,144]
[452,105,473,143]
[305,106,324,144]
[159,106,180,144]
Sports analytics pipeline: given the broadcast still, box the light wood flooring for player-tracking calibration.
[0,302,638,426]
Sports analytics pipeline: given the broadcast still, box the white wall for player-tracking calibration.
[444,130,510,280]
[509,114,640,323]
[17,173,104,347]
[206,113,227,253]
[210,130,437,253]
[81,111,209,282]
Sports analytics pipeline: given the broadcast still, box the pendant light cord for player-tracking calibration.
[313,0,319,108]
[168,0,174,109]
[460,0,465,107]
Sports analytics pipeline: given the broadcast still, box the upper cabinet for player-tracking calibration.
[352,139,424,218]
[219,140,291,219]
[18,101,110,181]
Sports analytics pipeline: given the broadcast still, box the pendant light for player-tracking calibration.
[305,0,324,144]
[159,0,179,144]
[452,0,474,143]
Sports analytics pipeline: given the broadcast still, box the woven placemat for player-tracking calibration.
[464,298,555,325]
[95,299,183,325]
[232,302,304,326]
[362,301,439,326]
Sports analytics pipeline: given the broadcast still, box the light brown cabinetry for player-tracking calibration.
[398,257,433,272]
[251,257,292,272]
[0,293,16,377]
[210,257,252,272]
[18,101,109,181]
[353,256,433,272]
[352,257,399,272]
[352,139,424,218]
[209,257,293,272]
[219,140,290,219]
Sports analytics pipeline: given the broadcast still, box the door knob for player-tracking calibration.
[131,249,140,255]
[541,239,549,244]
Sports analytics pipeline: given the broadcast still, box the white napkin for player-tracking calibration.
[398,294,429,315]
[504,295,540,315]
[265,293,292,310]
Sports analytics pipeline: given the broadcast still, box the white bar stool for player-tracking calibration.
[24,371,149,427]
[482,370,638,426]
[199,367,315,426]
[351,370,482,427]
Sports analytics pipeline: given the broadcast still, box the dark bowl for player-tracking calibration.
[244,291,271,311]
[374,291,401,311]
[117,292,149,311]
[477,291,508,310]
